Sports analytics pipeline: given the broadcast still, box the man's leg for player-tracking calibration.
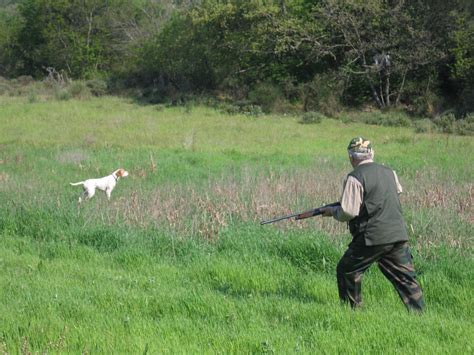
[337,244,391,308]
[377,242,425,312]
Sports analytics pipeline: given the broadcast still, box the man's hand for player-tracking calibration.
[320,206,334,217]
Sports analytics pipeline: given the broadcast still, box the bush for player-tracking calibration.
[360,111,412,127]
[413,114,473,136]
[16,75,34,86]
[218,100,264,116]
[0,82,11,95]
[271,98,299,114]
[380,113,412,127]
[300,73,343,117]
[409,89,444,117]
[27,89,38,103]
[335,112,356,124]
[54,87,72,101]
[359,112,381,125]
[459,86,474,117]
[414,118,435,133]
[86,79,108,96]
[239,104,263,116]
[68,81,91,99]
[217,102,241,115]
[433,113,455,134]
[454,113,474,136]
[248,82,283,113]
[299,111,325,124]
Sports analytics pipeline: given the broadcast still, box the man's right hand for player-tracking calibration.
[320,207,334,217]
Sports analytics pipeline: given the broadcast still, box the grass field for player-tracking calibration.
[1,96,473,353]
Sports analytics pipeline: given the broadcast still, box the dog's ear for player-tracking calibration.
[117,169,125,177]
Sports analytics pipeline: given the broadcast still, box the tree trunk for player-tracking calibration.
[379,74,385,107]
[367,72,384,108]
[396,69,407,106]
[362,55,384,108]
[280,0,287,14]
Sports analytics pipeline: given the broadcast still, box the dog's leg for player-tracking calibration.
[79,190,86,203]
[105,188,112,201]
[82,188,95,202]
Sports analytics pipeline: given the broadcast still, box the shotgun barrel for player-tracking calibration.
[260,202,341,225]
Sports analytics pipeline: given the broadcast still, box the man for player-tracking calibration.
[320,137,424,312]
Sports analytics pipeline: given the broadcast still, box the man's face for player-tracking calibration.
[348,154,357,168]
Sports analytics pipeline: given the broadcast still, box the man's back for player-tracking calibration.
[348,162,408,246]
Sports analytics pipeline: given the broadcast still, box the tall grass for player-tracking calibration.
[2,160,471,252]
[0,96,473,352]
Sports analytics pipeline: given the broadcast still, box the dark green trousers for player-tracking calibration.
[336,241,425,311]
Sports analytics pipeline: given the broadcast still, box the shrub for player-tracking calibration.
[380,113,412,127]
[459,86,474,116]
[86,79,108,96]
[318,94,341,118]
[68,81,91,99]
[299,111,325,124]
[219,100,264,116]
[248,82,283,113]
[336,112,356,124]
[454,113,474,136]
[300,73,343,117]
[413,114,473,136]
[433,113,455,134]
[414,118,435,133]
[239,104,263,116]
[271,99,299,114]
[359,112,381,125]
[54,87,72,101]
[16,75,34,86]
[0,82,11,95]
[27,89,38,103]
[411,90,443,117]
[217,102,240,115]
[360,111,412,127]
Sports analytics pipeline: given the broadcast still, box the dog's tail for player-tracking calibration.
[69,181,84,186]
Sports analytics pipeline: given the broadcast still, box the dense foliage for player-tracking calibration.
[0,0,473,115]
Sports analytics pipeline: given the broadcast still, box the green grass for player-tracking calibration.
[0,96,473,353]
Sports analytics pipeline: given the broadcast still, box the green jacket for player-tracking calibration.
[348,162,409,246]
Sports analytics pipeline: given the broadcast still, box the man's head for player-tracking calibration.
[347,137,374,167]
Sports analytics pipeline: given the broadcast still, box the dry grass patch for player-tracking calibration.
[72,166,473,254]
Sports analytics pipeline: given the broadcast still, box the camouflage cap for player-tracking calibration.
[347,137,372,153]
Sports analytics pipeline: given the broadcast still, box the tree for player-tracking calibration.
[315,0,450,109]
[132,0,332,98]
[0,3,21,76]
[451,7,474,114]
[14,0,169,78]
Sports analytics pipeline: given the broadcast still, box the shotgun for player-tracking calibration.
[260,202,341,225]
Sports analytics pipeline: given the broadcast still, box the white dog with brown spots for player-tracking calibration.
[70,168,129,203]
